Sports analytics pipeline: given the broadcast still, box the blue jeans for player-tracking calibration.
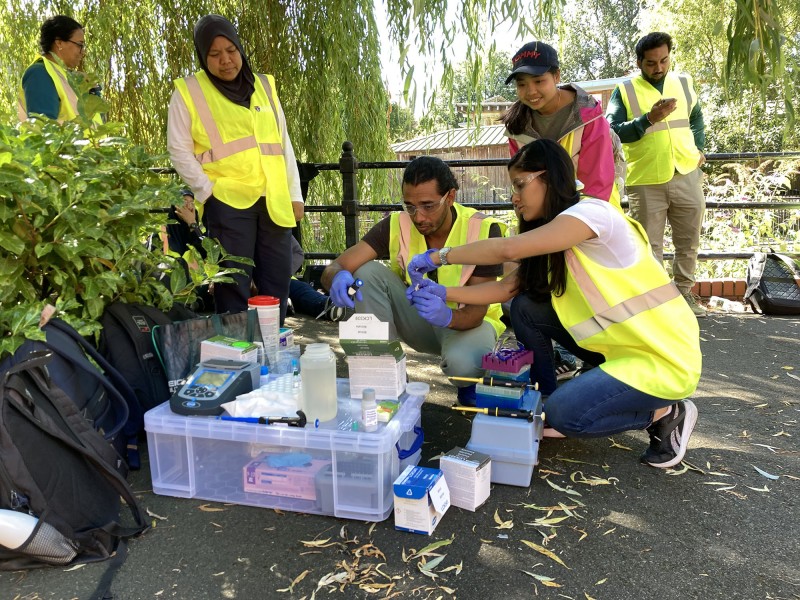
[510,294,604,395]
[510,294,674,436]
[545,368,674,437]
[289,279,328,317]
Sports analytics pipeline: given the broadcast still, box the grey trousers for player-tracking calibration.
[353,262,497,386]
[627,168,705,294]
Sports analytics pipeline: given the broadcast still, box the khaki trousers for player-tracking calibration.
[627,168,705,294]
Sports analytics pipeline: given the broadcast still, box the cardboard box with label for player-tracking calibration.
[200,335,260,363]
[393,465,450,535]
[439,447,491,511]
[339,314,406,399]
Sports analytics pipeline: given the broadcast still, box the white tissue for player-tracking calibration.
[221,388,299,418]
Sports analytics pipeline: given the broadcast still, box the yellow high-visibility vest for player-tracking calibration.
[18,57,103,125]
[617,73,702,186]
[388,203,508,336]
[174,71,295,227]
[552,206,702,399]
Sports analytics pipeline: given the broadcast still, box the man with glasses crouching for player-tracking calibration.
[321,156,507,405]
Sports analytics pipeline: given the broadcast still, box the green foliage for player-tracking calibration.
[0,90,249,357]
[388,102,419,143]
[689,159,800,278]
[423,51,515,131]
[556,0,639,81]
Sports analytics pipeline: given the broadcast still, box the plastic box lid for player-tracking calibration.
[145,379,424,455]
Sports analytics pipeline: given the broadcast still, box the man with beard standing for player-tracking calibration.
[606,32,708,318]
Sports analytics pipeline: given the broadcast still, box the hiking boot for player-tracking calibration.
[681,292,707,318]
[554,347,578,381]
[640,400,698,468]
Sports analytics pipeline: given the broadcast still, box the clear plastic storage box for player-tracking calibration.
[145,380,424,521]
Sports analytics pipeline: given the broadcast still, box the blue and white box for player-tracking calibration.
[393,466,450,535]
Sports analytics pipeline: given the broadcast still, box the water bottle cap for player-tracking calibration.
[405,382,430,397]
[362,388,376,401]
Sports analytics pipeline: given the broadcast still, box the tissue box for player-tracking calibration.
[340,314,406,399]
[439,447,491,511]
[393,466,450,535]
[200,335,260,363]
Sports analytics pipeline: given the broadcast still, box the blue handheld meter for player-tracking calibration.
[169,358,260,416]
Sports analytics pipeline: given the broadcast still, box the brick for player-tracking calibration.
[698,280,712,297]
[722,278,735,298]
[734,280,747,298]
[710,280,724,296]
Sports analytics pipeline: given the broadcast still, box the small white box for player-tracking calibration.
[340,314,406,399]
[393,466,450,535]
[439,447,491,511]
[200,335,260,363]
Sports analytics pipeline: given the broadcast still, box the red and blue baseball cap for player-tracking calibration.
[505,42,560,84]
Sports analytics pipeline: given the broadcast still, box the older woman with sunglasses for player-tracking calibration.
[19,15,100,122]
[408,139,701,468]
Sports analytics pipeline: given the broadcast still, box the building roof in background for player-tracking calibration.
[391,124,507,153]
[392,76,630,153]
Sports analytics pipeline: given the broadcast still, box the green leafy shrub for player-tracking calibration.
[0,97,248,357]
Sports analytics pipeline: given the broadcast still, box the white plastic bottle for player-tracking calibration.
[361,388,378,432]
[0,509,38,550]
[300,343,338,423]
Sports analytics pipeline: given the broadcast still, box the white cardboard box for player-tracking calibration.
[439,447,491,511]
[393,465,450,535]
[340,314,406,399]
[200,335,260,363]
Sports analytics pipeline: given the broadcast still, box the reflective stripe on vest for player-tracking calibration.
[175,71,294,226]
[552,206,702,399]
[388,203,507,336]
[183,75,284,163]
[18,57,100,124]
[618,73,701,185]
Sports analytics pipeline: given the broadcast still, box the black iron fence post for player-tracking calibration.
[339,141,360,248]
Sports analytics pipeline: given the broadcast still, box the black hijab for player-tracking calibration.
[193,14,255,108]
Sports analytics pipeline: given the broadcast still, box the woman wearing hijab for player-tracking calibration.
[19,15,101,122]
[167,14,303,319]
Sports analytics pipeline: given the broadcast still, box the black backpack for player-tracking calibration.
[0,351,148,573]
[744,252,800,315]
[0,318,140,468]
[98,302,195,415]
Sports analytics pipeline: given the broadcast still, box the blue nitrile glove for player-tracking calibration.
[407,249,439,287]
[330,270,363,308]
[412,289,453,328]
[406,278,447,304]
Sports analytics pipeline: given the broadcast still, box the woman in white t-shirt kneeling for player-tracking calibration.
[406,138,702,468]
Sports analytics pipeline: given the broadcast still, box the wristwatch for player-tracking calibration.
[439,247,452,266]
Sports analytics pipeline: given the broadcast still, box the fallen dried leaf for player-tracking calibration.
[63,564,86,572]
[406,536,454,561]
[746,484,770,492]
[198,504,224,512]
[571,471,618,486]
[146,508,167,521]
[544,478,582,497]
[494,509,514,529]
[277,569,311,593]
[520,570,562,587]
[608,438,633,450]
[301,538,334,547]
[752,465,780,480]
[772,430,791,437]
[521,540,570,569]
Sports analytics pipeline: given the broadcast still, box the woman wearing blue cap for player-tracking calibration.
[501,41,620,208]
[167,15,304,321]
[501,41,623,391]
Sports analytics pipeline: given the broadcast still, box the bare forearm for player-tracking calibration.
[446,278,516,306]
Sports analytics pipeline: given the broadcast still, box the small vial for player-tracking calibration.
[291,359,300,390]
[361,388,378,432]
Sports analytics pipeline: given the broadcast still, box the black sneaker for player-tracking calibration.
[640,400,698,468]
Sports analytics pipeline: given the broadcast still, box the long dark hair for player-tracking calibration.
[510,138,580,299]
[500,66,560,135]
